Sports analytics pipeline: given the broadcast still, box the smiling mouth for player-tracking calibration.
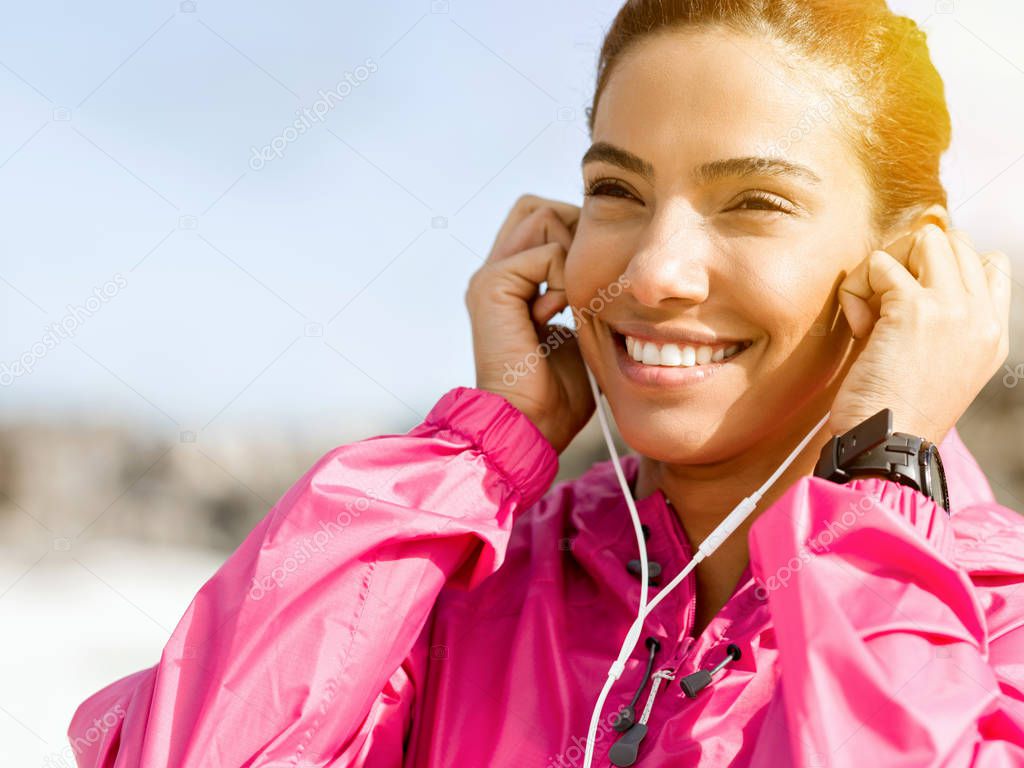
[613,332,754,368]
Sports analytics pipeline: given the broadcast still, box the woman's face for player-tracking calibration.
[567,27,878,463]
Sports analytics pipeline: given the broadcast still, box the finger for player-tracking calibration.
[477,241,567,306]
[837,288,874,340]
[497,195,580,243]
[877,229,918,268]
[982,250,1013,351]
[531,246,569,325]
[904,224,962,295]
[489,205,576,264]
[946,228,988,297]
[878,225,941,279]
[490,195,580,260]
[838,249,920,338]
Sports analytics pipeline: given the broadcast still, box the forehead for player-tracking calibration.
[592,27,860,185]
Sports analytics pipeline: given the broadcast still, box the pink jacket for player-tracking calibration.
[69,386,1024,767]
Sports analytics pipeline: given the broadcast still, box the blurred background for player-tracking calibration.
[1,1,1022,764]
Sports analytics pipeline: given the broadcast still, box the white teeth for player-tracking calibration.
[631,340,644,362]
[622,335,748,368]
[641,342,660,365]
[660,343,683,366]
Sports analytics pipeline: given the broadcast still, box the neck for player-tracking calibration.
[632,396,837,634]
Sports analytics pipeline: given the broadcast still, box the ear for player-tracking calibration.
[913,203,952,232]
[878,203,951,247]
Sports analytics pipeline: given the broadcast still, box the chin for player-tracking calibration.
[609,400,737,465]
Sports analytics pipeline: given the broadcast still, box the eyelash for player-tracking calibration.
[582,179,796,214]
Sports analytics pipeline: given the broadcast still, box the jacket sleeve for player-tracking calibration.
[746,474,1024,767]
[66,386,558,768]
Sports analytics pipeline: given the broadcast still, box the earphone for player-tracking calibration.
[578,360,832,768]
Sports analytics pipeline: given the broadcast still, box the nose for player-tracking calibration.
[622,205,710,307]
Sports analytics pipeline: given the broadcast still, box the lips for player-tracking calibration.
[609,331,753,388]
[608,320,751,347]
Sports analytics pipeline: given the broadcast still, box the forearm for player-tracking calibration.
[68,387,559,767]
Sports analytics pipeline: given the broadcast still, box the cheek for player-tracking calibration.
[737,259,851,405]
[563,245,587,307]
[739,256,845,348]
[564,234,624,363]
[564,232,621,307]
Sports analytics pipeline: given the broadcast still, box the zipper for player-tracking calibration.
[654,487,752,678]
[655,489,698,644]
[604,480,755,765]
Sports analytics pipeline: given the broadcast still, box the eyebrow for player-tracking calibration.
[580,141,822,186]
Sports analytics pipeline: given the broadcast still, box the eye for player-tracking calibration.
[731,191,795,214]
[583,178,638,201]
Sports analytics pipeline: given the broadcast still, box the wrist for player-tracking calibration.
[847,472,891,482]
[816,408,950,514]
[423,387,560,506]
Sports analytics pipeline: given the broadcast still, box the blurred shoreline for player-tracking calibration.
[3,375,1022,557]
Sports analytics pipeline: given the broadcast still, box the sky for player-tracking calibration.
[1,0,1022,440]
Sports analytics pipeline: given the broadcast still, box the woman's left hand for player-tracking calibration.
[829,222,1013,445]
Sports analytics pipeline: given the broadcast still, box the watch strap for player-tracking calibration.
[814,409,950,514]
[814,408,892,483]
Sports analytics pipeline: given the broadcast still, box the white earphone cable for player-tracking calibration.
[579,361,832,768]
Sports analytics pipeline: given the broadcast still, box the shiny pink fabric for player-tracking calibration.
[68,386,1024,767]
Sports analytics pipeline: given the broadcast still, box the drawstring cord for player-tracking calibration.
[613,637,661,733]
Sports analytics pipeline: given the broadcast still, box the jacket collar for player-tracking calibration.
[565,454,764,640]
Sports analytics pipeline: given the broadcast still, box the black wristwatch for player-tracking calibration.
[813,408,950,515]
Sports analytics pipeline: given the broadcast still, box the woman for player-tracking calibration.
[69,1,1022,766]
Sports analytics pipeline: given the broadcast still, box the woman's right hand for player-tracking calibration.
[465,194,595,454]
